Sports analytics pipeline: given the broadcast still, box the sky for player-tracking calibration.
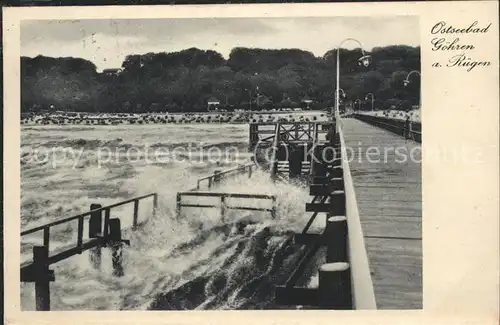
[21,16,419,71]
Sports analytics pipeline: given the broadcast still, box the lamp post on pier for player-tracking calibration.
[256,86,260,108]
[354,99,362,112]
[335,38,371,118]
[245,88,252,111]
[403,70,421,108]
[365,93,375,111]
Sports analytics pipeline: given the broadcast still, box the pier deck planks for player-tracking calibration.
[341,117,422,309]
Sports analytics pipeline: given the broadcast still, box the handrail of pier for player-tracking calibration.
[354,113,421,143]
[337,111,377,309]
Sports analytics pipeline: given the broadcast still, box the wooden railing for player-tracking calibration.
[194,163,255,190]
[337,117,377,309]
[20,192,158,311]
[249,121,332,149]
[176,192,277,220]
[354,113,422,143]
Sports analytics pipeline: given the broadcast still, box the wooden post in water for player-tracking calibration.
[318,262,352,309]
[248,164,253,178]
[324,216,347,263]
[89,203,102,270]
[33,246,54,311]
[108,218,124,277]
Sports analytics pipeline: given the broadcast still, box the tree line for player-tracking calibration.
[21,45,420,113]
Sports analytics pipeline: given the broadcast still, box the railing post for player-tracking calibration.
[108,218,124,277]
[220,195,226,221]
[132,199,139,229]
[77,216,84,253]
[43,227,50,252]
[89,203,102,270]
[213,170,221,186]
[318,262,352,309]
[176,193,182,219]
[271,196,277,219]
[271,160,278,182]
[152,193,158,220]
[33,246,54,311]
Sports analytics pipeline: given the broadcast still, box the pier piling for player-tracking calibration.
[324,216,348,263]
[329,191,346,216]
[318,262,352,309]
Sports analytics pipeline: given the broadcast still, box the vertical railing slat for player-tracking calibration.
[77,216,84,252]
[132,199,139,229]
[220,195,226,221]
[43,227,50,252]
[152,194,158,220]
[103,208,111,237]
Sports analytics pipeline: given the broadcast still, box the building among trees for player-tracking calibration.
[301,96,313,109]
[207,97,220,111]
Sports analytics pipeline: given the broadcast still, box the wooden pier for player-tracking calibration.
[341,117,422,309]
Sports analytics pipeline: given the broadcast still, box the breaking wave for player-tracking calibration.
[20,124,321,310]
